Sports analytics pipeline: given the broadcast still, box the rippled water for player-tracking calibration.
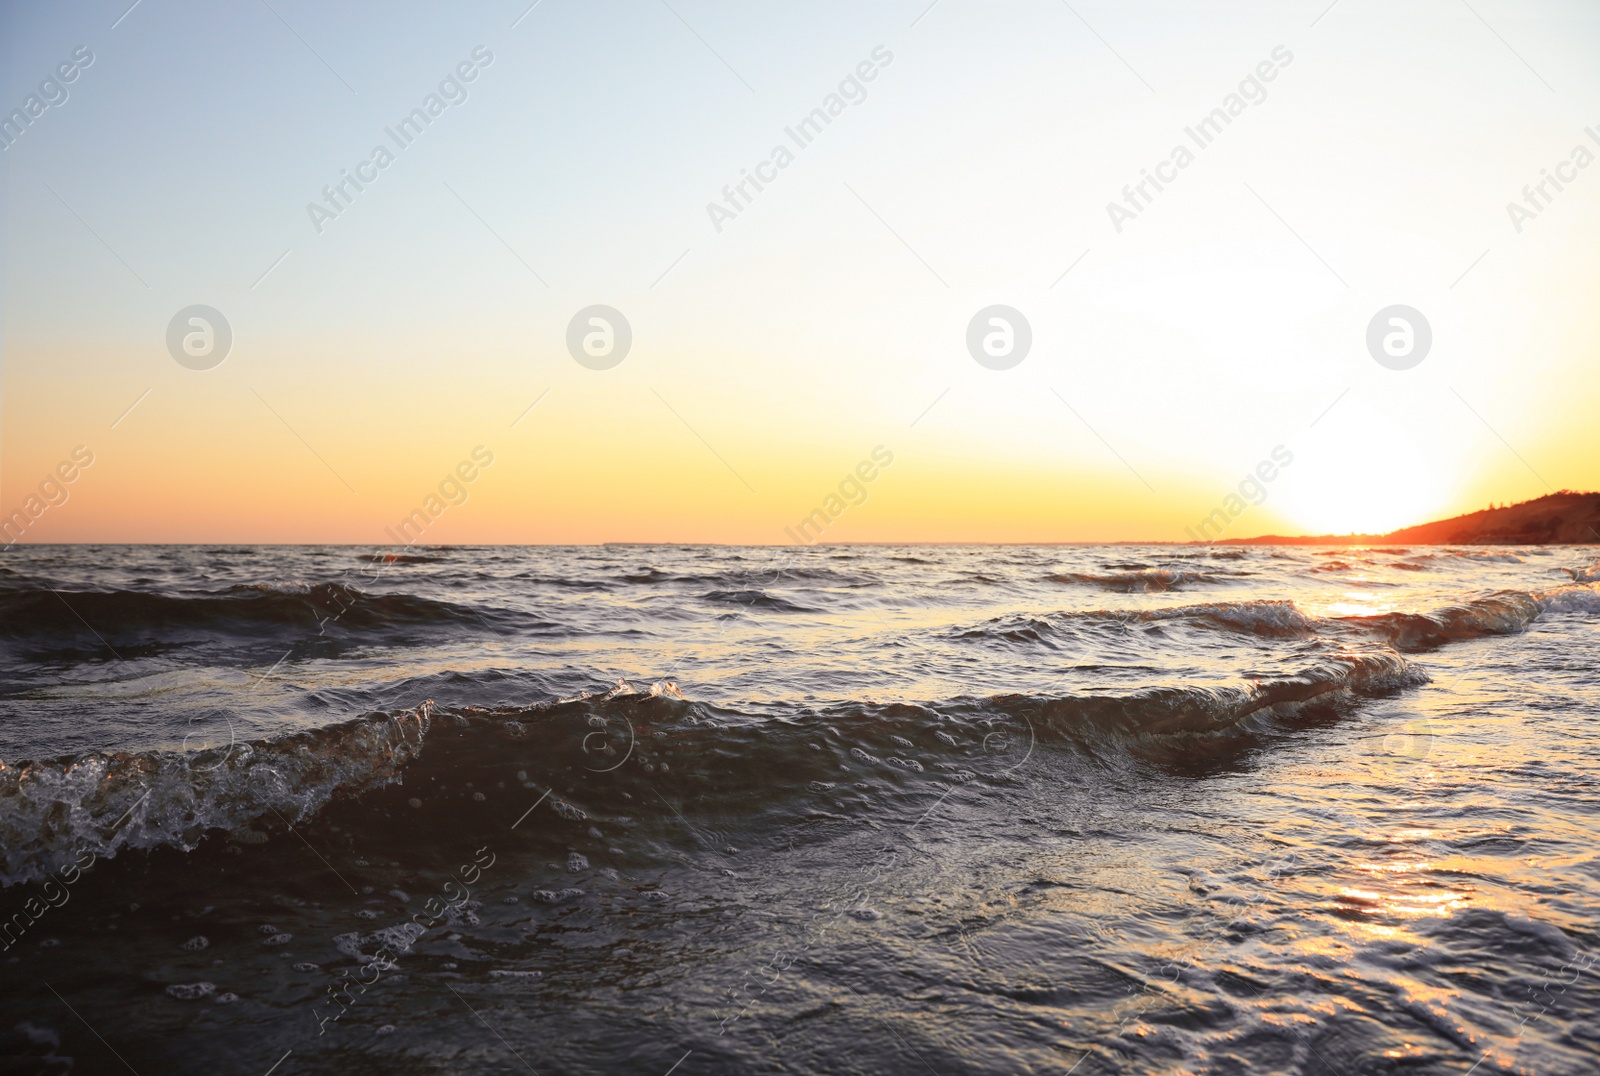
[1,543,1598,1074]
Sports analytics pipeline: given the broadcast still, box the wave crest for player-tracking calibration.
[0,707,430,888]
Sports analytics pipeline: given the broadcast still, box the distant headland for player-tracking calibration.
[1222,491,1600,546]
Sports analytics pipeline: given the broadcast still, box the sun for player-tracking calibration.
[1273,402,1455,537]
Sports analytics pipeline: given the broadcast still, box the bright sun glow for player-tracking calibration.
[1277,403,1454,536]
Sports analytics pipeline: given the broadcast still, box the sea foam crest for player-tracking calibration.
[0,705,432,888]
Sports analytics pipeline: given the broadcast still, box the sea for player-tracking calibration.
[1,543,1598,1074]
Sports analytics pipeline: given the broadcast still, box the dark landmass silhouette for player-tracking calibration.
[1223,491,1600,545]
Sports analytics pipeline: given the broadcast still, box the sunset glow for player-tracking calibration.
[4,2,1597,544]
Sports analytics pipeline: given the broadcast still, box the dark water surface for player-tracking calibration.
[1,544,1598,1074]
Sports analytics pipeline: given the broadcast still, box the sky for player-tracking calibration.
[3,0,1598,545]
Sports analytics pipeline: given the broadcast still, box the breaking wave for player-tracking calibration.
[0,648,1431,889]
[954,583,1600,653]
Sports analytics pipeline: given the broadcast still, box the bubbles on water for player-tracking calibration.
[553,801,587,822]
[441,901,481,927]
[332,932,365,959]
[567,852,589,872]
[165,982,216,1000]
[180,936,209,951]
[262,933,292,946]
[530,888,584,903]
[369,922,427,953]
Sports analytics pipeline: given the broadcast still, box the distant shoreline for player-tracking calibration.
[1221,491,1600,546]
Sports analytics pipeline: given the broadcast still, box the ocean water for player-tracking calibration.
[1,543,1598,1074]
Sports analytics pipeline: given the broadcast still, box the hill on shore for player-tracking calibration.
[1222,491,1600,545]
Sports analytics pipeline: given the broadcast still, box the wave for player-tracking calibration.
[700,589,815,612]
[0,708,429,888]
[0,647,1427,889]
[952,584,1600,651]
[1048,568,1222,592]
[1334,583,1600,651]
[3,568,1594,891]
[627,565,866,588]
[0,583,543,641]
[955,600,1318,646]
[1003,649,1424,750]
